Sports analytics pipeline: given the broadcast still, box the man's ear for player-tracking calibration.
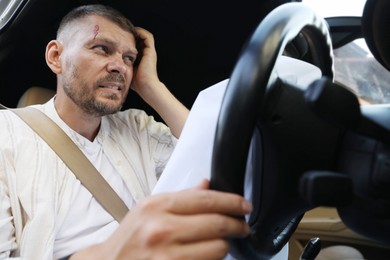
[45,40,63,74]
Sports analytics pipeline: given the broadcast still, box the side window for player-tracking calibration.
[302,0,390,104]
[333,39,390,104]
[302,0,365,18]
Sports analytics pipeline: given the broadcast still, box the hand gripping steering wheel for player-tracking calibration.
[210,3,334,259]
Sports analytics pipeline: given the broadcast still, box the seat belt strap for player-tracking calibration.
[8,106,129,222]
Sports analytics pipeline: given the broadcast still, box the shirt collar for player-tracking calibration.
[42,97,107,147]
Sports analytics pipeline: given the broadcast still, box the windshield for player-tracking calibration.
[303,0,390,104]
[304,0,365,17]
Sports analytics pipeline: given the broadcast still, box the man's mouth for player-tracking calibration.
[99,84,122,91]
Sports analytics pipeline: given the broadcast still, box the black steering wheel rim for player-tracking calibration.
[210,3,333,259]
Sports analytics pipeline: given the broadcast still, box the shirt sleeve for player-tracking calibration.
[104,109,178,190]
[136,110,178,179]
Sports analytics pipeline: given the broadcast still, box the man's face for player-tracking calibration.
[59,15,138,116]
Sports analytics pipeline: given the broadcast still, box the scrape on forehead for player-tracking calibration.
[93,24,99,39]
[58,15,100,40]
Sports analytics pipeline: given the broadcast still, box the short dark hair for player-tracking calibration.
[57,4,138,40]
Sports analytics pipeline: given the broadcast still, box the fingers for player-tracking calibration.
[114,235,231,260]
[108,188,252,259]
[131,26,158,83]
[172,213,249,242]
[151,188,252,217]
[134,188,252,241]
[164,239,231,260]
[125,212,241,259]
[134,27,155,49]
[137,210,249,243]
[135,26,151,38]
[135,189,252,241]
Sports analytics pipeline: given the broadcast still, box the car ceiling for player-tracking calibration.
[0,0,295,119]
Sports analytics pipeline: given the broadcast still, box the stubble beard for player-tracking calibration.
[62,63,127,117]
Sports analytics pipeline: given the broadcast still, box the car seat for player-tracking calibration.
[316,245,365,260]
[17,86,55,107]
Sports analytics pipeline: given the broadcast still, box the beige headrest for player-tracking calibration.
[17,86,55,108]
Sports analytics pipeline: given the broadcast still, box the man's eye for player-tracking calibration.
[94,45,108,53]
[123,56,135,65]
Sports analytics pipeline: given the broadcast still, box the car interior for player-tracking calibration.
[0,0,389,259]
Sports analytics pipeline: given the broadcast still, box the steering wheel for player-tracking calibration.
[210,3,334,259]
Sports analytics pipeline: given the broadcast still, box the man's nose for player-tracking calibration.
[107,56,127,74]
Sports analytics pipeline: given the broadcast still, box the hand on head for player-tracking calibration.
[130,27,160,96]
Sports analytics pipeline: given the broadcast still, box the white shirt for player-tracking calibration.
[0,98,177,259]
[52,113,135,258]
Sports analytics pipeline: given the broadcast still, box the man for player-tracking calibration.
[0,4,251,259]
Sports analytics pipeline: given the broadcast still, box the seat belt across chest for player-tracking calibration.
[1,104,129,222]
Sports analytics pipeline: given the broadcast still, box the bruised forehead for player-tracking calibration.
[58,16,107,41]
[56,4,137,41]
[57,15,137,53]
